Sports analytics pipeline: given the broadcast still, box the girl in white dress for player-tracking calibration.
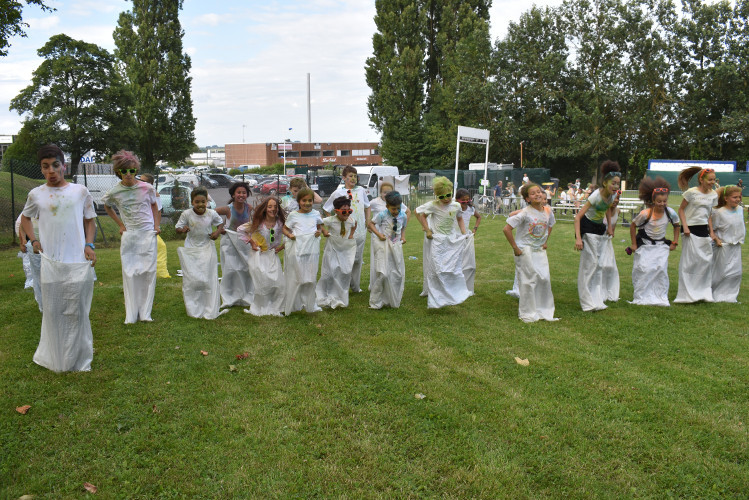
[456,188,481,295]
[628,177,680,306]
[711,185,745,302]
[503,183,558,322]
[573,160,621,311]
[674,166,718,303]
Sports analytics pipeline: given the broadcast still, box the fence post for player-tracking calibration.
[10,159,17,245]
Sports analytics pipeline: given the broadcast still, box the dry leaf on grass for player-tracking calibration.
[229,365,237,372]
[83,482,97,493]
[235,352,249,360]
[514,357,530,366]
[18,495,34,500]
[414,393,426,400]
[200,350,208,356]
[16,405,31,414]
[152,405,159,413]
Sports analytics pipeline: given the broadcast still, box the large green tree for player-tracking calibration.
[9,34,132,174]
[0,0,53,57]
[114,0,195,169]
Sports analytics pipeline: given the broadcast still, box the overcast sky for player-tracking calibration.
[0,0,563,147]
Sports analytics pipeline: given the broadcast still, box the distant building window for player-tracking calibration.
[278,151,300,158]
[352,149,372,156]
[323,150,335,156]
[339,150,351,156]
[373,149,379,155]
[301,150,321,157]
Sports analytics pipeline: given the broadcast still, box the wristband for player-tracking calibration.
[85,242,95,250]
[30,239,39,246]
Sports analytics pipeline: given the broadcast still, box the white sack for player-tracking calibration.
[245,249,285,316]
[27,242,43,311]
[284,233,322,315]
[349,234,366,292]
[121,230,157,323]
[600,236,620,302]
[369,238,405,309]
[220,230,254,308]
[423,233,470,309]
[630,243,671,306]
[515,248,557,322]
[34,254,94,372]
[317,236,357,309]
[20,249,32,288]
[462,232,476,295]
[506,269,519,299]
[178,244,225,319]
[577,233,612,311]
[674,234,714,303]
[712,243,742,303]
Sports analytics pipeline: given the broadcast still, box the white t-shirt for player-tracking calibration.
[176,208,223,248]
[323,186,370,239]
[584,189,615,223]
[415,200,462,235]
[712,206,745,244]
[101,181,157,231]
[280,195,298,215]
[460,205,476,226]
[682,187,718,226]
[507,205,555,250]
[632,207,679,241]
[285,209,323,236]
[22,183,97,263]
[372,209,408,242]
[322,215,356,238]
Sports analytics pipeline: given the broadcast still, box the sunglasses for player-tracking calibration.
[392,218,398,232]
[653,187,669,193]
[346,189,353,200]
[120,168,138,175]
[699,168,715,180]
[269,228,275,243]
[335,208,353,215]
[437,193,452,199]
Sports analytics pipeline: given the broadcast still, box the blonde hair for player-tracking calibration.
[432,176,453,195]
[716,185,742,208]
[379,181,394,193]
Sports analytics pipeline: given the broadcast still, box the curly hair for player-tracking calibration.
[716,185,742,208]
[190,186,208,202]
[228,182,251,203]
[637,176,671,205]
[248,196,285,234]
[432,176,453,196]
[598,160,621,185]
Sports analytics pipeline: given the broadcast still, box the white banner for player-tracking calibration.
[457,126,490,144]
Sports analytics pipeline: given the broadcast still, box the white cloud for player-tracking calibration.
[27,16,61,31]
[192,13,234,27]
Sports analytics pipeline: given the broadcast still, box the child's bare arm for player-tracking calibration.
[543,226,553,249]
[629,222,638,251]
[282,225,295,240]
[104,205,126,234]
[315,223,324,238]
[151,202,161,234]
[670,221,680,251]
[503,224,522,256]
[678,199,689,236]
[457,214,467,235]
[472,212,481,233]
[210,223,225,240]
[348,221,357,239]
[416,212,432,239]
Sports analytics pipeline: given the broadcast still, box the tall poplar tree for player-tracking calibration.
[114,0,195,169]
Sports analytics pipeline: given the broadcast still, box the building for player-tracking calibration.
[0,134,16,165]
[225,142,381,170]
[188,150,226,167]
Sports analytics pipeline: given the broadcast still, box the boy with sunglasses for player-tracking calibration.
[102,150,161,324]
[316,196,358,309]
[323,166,371,292]
[20,144,98,372]
[368,191,408,309]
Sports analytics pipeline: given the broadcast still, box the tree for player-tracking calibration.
[0,0,53,57]
[114,0,196,169]
[9,34,133,175]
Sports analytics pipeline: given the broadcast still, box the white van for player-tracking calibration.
[338,166,399,199]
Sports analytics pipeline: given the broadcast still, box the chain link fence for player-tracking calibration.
[1,158,44,247]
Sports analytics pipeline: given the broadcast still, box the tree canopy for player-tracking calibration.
[0,0,53,57]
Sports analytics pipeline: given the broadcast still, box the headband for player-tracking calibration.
[603,171,621,181]
[698,168,715,180]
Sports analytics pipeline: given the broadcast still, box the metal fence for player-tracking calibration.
[1,158,44,247]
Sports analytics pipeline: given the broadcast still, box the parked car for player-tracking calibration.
[253,178,289,196]
[232,175,258,186]
[157,183,216,215]
[176,173,218,189]
[206,173,235,187]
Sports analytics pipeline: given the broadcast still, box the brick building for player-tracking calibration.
[225,142,381,169]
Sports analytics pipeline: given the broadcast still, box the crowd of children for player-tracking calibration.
[17,145,746,372]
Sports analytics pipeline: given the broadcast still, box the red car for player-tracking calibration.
[254,179,290,196]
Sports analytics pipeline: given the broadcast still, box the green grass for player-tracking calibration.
[1,218,748,498]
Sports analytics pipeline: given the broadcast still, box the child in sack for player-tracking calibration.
[368,190,408,309]
[316,196,357,309]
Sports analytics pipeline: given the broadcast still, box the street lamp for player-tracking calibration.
[242,124,246,143]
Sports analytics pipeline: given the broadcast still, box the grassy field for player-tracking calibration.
[1,218,748,498]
